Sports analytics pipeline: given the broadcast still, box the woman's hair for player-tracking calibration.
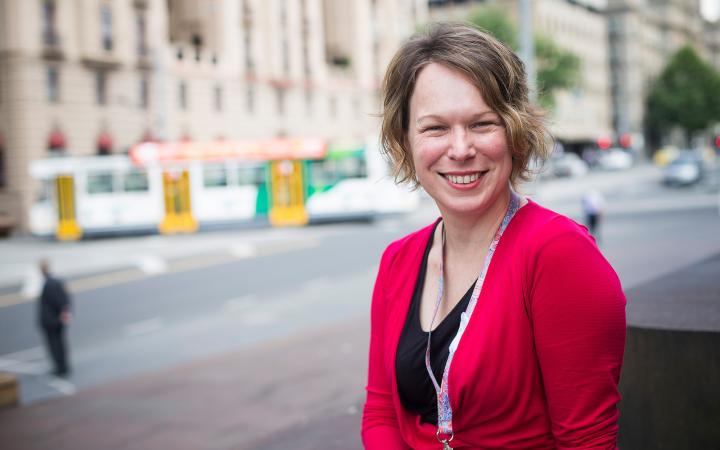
[380,22,551,188]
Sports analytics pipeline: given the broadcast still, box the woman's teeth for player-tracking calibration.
[446,173,480,184]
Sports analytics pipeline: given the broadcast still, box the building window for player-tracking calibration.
[242,0,255,74]
[246,86,255,113]
[280,1,290,76]
[47,66,60,103]
[100,4,113,51]
[214,85,223,112]
[136,11,148,57]
[300,0,311,78]
[191,34,202,62]
[179,81,187,109]
[0,138,5,188]
[42,0,59,46]
[276,88,285,115]
[305,90,313,116]
[140,75,149,109]
[329,95,337,117]
[95,71,107,105]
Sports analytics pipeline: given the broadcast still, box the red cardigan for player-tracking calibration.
[362,200,626,449]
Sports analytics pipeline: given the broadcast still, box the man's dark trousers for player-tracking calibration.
[42,324,68,375]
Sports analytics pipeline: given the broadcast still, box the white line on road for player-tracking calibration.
[0,359,46,375]
[47,377,76,396]
[135,256,168,274]
[124,317,164,337]
[223,295,259,313]
[230,243,256,259]
[303,277,331,291]
[0,346,44,362]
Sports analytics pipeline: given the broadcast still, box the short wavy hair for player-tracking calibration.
[380,22,551,188]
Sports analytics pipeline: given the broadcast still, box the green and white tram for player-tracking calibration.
[29,137,418,240]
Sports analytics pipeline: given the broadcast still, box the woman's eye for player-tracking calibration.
[422,125,446,133]
[472,121,495,129]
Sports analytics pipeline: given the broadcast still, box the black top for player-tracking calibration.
[395,221,475,425]
[37,275,71,329]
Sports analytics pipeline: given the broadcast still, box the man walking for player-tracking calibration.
[37,260,72,377]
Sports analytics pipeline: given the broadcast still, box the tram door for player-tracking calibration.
[55,175,83,241]
[269,160,308,226]
[159,169,198,234]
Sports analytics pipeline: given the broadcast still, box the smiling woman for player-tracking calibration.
[362,22,627,450]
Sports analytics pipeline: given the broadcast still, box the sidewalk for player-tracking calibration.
[1,253,718,449]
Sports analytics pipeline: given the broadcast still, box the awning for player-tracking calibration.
[48,129,67,150]
[129,138,328,165]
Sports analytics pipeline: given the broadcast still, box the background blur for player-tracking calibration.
[0,1,719,449]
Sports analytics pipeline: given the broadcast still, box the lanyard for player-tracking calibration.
[424,191,521,449]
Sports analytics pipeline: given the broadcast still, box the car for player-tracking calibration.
[551,152,589,177]
[598,148,634,170]
[662,151,704,186]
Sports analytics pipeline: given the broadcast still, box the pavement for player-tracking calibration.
[0,250,718,449]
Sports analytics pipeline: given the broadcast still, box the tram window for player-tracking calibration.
[87,172,115,194]
[35,180,53,203]
[337,156,367,179]
[237,165,265,185]
[123,170,149,192]
[203,166,228,188]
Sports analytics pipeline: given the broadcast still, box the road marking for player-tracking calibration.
[124,318,164,337]
[0,360,46,375]
[241,311,276,326]
[47,377,76,396]
[303,277,331,291]
[0,346,44,362]
[223,295,258,313]
[135,256,167,274]
[19,267,43,299]
[230,243,256,259]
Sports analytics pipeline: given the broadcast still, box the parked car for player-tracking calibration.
[598,148,634,170]
[662,151,704,186]
[551,152,589,177]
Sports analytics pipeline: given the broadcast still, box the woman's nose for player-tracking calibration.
[447,129,476,160]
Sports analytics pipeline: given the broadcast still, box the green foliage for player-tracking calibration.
[467,7,581,109]
[468,7,517,49]
[645,46,720,144]
[534,36,581,109]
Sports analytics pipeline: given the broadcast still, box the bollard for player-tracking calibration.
[0,372,19,409]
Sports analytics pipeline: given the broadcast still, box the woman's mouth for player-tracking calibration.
[442,171,487,186]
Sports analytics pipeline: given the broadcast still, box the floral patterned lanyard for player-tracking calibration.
[424,191,521,449]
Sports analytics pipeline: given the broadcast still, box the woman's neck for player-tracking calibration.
[440,188,517,257]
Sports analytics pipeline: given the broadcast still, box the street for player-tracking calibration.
[0,164,719,449]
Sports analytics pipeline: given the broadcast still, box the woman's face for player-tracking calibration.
[407,63,512,220]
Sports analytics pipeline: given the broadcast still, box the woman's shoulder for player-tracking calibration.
[515,199,596,253]
[380,219,438,268]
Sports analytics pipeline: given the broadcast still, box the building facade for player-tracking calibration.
[0,0,427,233]
[428,0,614,154]
[608,0,720,148]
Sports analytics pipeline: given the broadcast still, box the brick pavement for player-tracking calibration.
[0,317,369,450]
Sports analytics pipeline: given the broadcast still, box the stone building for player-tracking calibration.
[0,0,427,232]
[608,0,720,147]
[428,0,614,154]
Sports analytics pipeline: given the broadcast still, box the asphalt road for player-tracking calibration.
[0,175,718,408]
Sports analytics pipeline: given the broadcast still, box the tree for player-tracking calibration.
[645,46,720,146]
[468,7,580,109]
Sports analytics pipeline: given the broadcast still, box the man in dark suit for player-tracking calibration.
[37,260,72,377]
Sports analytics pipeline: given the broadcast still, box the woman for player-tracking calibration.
[362,23,626,450]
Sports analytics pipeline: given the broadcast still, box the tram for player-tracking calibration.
[29,137,418,240]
